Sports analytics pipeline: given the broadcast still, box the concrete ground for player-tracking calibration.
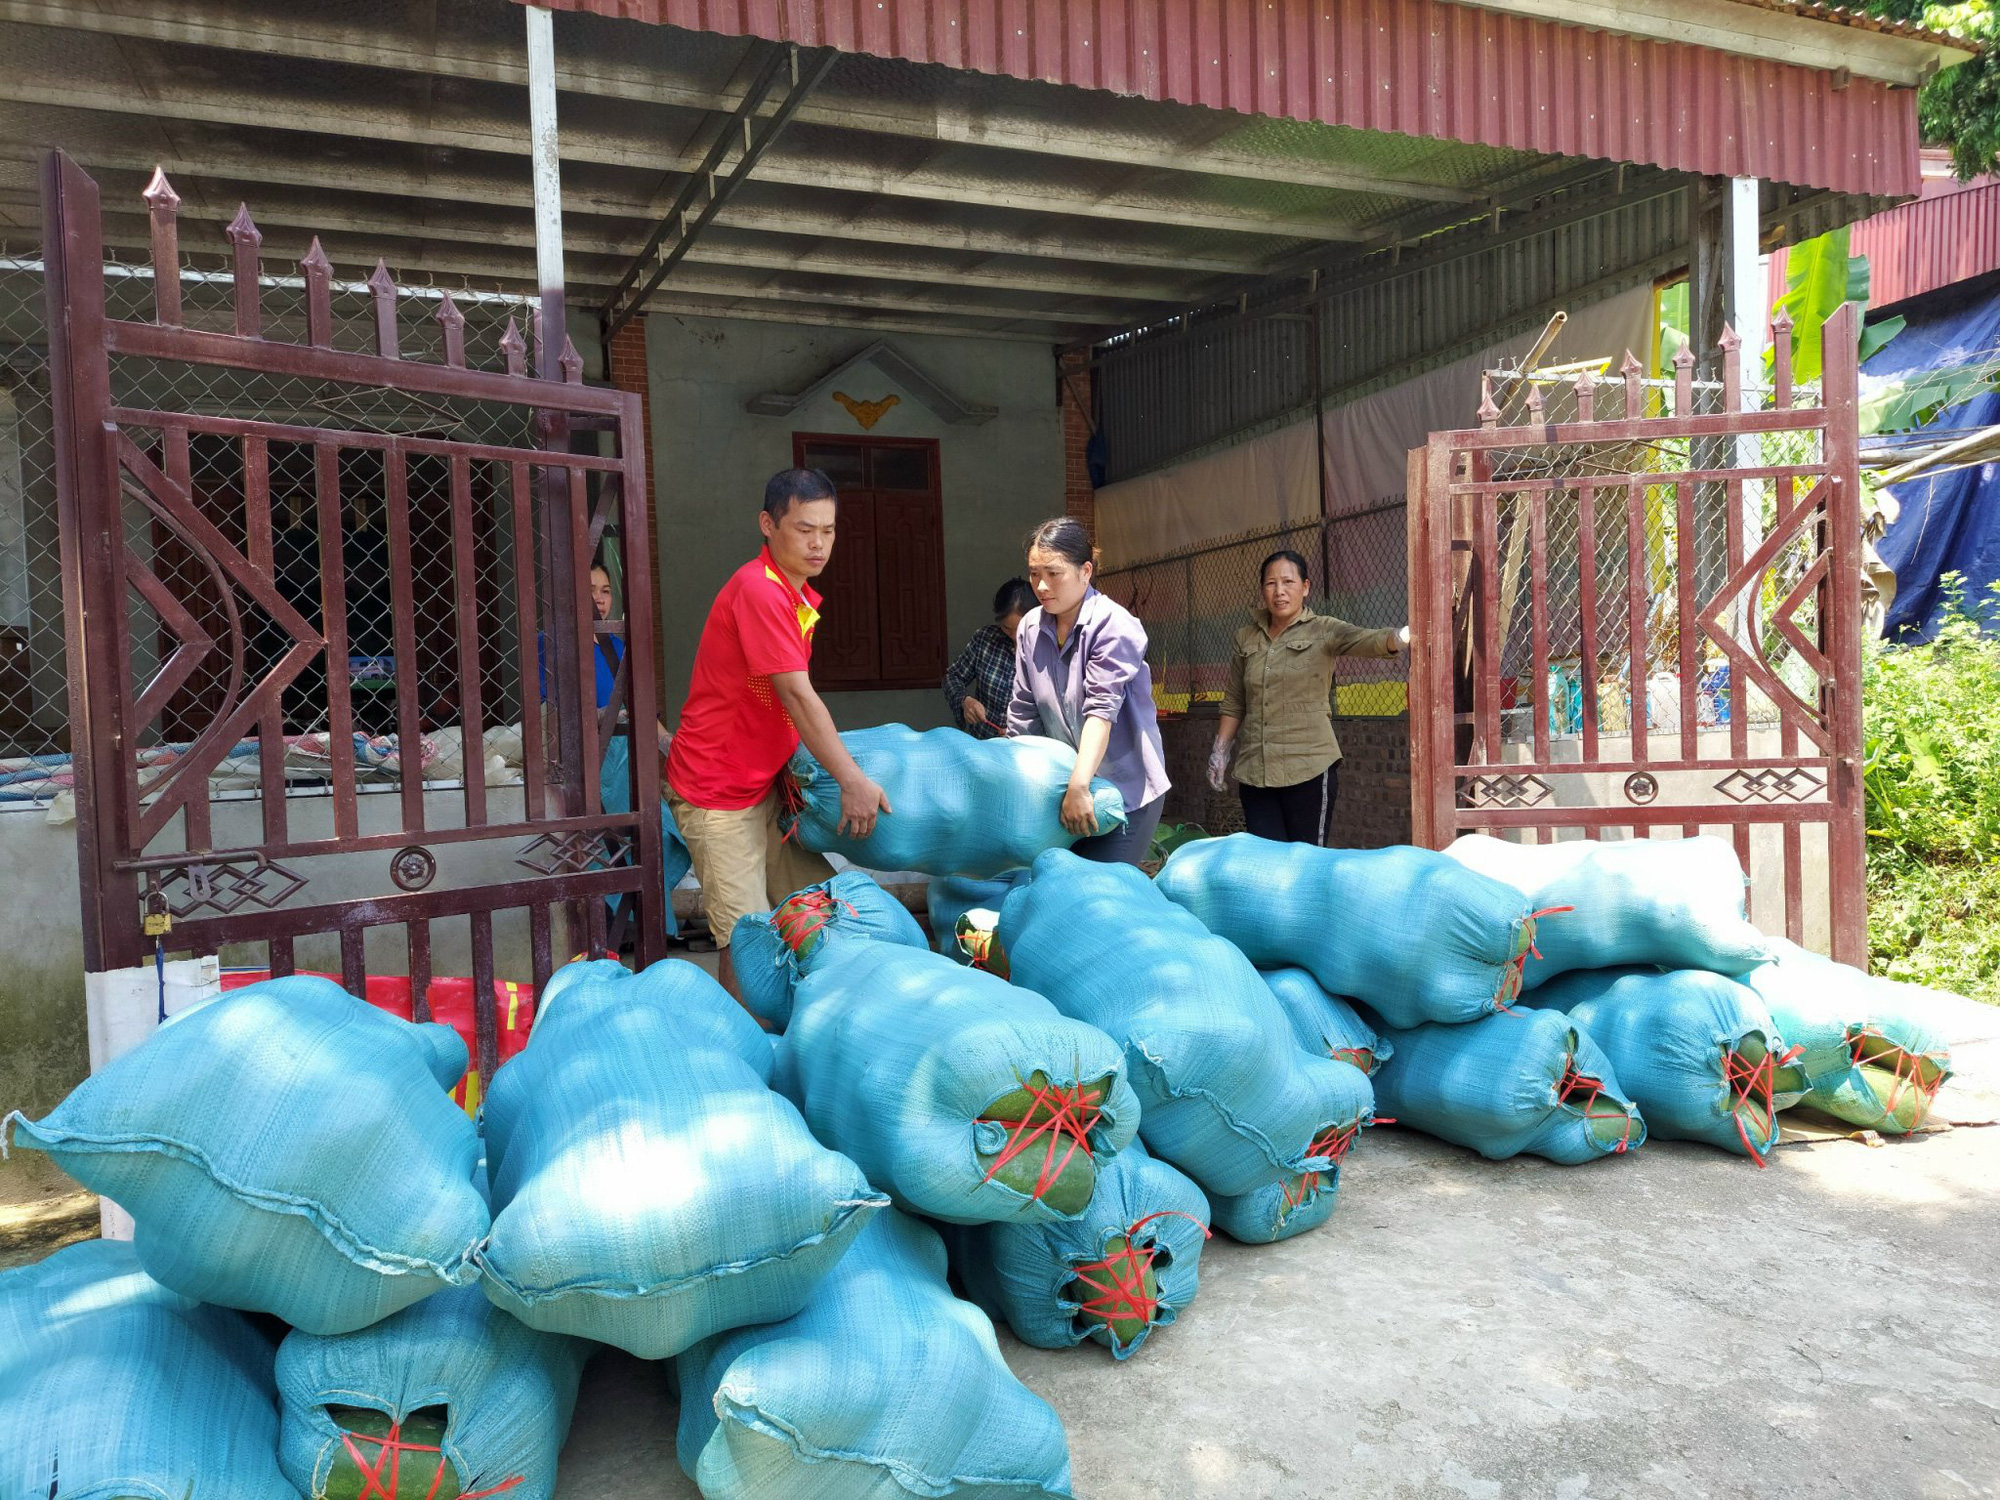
[554,992,2000,1500]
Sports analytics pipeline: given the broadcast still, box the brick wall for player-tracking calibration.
[1157,703,1413,847]
[605,317,665,701]
[1060,348,1094,532]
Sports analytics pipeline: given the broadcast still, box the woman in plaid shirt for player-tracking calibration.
[943,578,1036,738]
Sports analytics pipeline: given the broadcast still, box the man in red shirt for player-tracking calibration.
[666,467,891,999]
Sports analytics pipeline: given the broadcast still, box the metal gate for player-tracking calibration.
[1407,306,1866,963]
[42,152,667,1075]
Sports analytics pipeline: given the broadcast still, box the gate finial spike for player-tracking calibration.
[1770,306,1794,334]
[558,335,584,384]
[1620,349,1644,419]
[1619,350,1643,376]
[225,203,261,248]
[1525,383,1545,420]
[1477,373,1500,427]
[1672,342,1694,370]
[1718,323,1742,352]
[367,259,400,359]
[144,168,183,327]
[1573,369,1595,422]
[142,167,179,213]
[500,315,527,376]
[435,290,467,368]
[300,238,333,349]
[226,204,262,337]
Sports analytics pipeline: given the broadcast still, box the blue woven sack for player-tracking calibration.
[929,870,1030,971]
[478,958,886,1358]
[1261,967,1393,1075]
[1525,967,1795,1160]
[731,870,928,1029]
[677,1210,1076,1500]
[277,1282,589,1500]
[0,1239,291,1500]
[599,732,692,938]
[1444,834,1768,987]
[783,725,1125,877]
[2,976,486,1335]
[1741,937,1954,1134]
[1154,835,1540,1028]
[947,1139,1209,1360]
[1371,1008,1645,1164]
[783,935,1139,1224]
[999,851,1376,1240]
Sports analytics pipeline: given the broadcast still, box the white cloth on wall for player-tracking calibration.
[1096,287,1657,567]
[1095,418,1318,570]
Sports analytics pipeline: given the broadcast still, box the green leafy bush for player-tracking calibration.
[1864,576,2000,1001]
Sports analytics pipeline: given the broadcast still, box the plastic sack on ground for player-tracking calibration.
[784,935,1139,1224]
[1372,1008,1646,1164]
[930,870,1029,975]
[0,1239,292,1500]
[948,1140,1210,1360]
[478,958,886,1358]
[1444,833,1768,987]
[1741,937,1954,1133]
[1154,835,1540,1028]
[676,1209,1076,1500]
[782,725,1125,877]
[1526,967,1795,1160]
[2,976,487,1334]
[276,1282,589,1500]
[999,851,1375,1242]
[731,870,928,1030]
[1261,967,1393,1075]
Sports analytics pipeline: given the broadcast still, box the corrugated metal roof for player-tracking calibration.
[533,0,1925,197]
[1768,156,2000,313]
[1720,0,1967,50]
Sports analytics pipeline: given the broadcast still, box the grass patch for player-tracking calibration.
[1865,578,2000,1004]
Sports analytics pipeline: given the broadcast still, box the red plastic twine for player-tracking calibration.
[771,890,857,956]
[1283,1122,1362,1211]
[337,1423,525,1500]
[1557,1057,1636,1154]
[1498,905,1576,1011]
[1849,1028,1946,1125]
[1068,1209,1211,1335]
[978,1080,1104,1201]
[776,771,807,845]
[959,927,1001,973]
[1722,1039,1804,1168]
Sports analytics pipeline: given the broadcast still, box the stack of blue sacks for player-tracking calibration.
[0,727,1962,1498]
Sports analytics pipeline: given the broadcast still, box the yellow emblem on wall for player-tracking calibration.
[833,391,900,430]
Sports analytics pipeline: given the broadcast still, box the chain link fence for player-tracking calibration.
[1092,360,1837,742]
[1480,364,1827,746]
[1096,503,1412,722]
[0,249,560,812]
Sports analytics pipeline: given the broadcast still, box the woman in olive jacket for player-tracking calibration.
[1207,548,1408,845]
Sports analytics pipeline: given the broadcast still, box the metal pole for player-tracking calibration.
[524,3,585,961]
[525,4,566,375]
[1724,177,1766,383]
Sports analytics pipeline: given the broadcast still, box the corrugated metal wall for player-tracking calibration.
[1768,161,2000,314]
[1099,181,1884,481]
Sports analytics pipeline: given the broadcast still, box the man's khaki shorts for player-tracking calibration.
[668,787,835,946]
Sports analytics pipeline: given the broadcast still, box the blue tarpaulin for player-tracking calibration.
[1866,273,2000,642]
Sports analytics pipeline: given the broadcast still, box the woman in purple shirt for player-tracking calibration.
[1005,517,1171,865]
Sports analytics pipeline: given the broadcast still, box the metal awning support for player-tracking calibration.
[600,42,836,346]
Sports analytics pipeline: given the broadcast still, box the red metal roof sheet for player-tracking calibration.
[1769,157,2000,312]
[530,0,1923,197]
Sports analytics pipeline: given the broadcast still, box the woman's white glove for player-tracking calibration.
[1206,736,1232,792]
